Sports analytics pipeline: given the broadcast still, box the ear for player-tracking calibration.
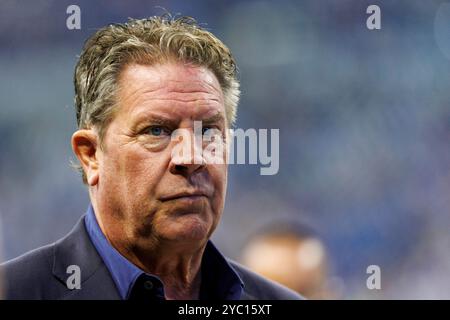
[71,129,100,186]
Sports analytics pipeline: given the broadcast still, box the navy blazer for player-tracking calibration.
[0,216,302,300]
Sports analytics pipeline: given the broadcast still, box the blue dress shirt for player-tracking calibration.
[84,205,243,300]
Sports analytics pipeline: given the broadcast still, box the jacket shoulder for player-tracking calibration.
[0,243,64,299]
[227,259,304,300]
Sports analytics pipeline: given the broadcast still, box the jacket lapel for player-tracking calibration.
[51,215,120,300]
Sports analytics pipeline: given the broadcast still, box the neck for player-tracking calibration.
[125,240,206,300]
[91,198,206,300]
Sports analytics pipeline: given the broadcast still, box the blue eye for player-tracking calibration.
[151,127,162,136]
[147,126,166,136]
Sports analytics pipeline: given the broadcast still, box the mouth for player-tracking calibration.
[160,191,209,202]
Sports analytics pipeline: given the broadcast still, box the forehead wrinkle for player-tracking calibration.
[124,91,223,117]
[143,79,224,105]
[120,87,223,119]
[142,96,221,104]
[119,71,222,97]
[117,63,225,119]
[163,78,223,96]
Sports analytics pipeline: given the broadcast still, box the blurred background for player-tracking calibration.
[0,0,449,299]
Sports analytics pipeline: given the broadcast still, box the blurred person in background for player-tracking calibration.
[240,222,337,299]
[0,15,301,300]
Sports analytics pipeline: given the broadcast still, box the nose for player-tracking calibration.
[169,128,205,176]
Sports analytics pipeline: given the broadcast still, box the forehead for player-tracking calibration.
[116,62,225,121]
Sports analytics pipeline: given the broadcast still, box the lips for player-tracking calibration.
[160,190,210,202]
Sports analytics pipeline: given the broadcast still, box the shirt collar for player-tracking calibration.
[84,205,146,299]
[84,204,243,300]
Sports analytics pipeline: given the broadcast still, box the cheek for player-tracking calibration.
[211,164,228,206]
[101,145,167,194]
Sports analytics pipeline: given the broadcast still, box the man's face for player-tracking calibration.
[95,62,228,247]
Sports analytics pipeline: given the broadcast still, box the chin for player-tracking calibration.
[158,214,213,242]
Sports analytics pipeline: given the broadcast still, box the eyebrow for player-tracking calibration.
[132,111,226,130]
[201,112,226,125]
[133,113,177,131]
